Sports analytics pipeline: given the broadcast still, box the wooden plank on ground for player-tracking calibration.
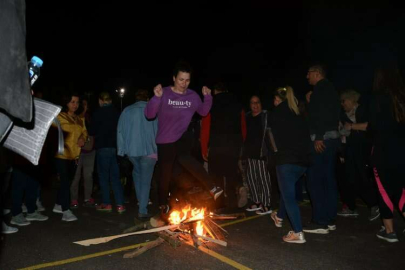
[73,224,179,246]
[123,238,164,259]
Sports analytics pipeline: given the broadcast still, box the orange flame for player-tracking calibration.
[196,221,204,236]
[168,204,205,236]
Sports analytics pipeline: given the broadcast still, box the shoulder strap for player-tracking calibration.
[53,118,65,155]
[260,112,268,157]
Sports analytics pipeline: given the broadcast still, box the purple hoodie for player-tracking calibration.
[145,86,212,144]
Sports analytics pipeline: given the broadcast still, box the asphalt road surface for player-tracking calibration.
[1,187,404,270]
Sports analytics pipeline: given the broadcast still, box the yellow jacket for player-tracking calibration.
[55,112,88,160]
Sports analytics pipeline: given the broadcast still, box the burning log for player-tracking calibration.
[178,232,193,245]
[202,222,216,239]
[191,233,203,248]
[204,218,228,240]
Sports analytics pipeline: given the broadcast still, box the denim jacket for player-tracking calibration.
[117,101,158,157]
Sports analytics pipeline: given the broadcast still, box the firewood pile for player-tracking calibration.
[73,205,245,259]
[123,212,233,259]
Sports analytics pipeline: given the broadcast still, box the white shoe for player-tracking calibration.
[283,231,306,244]
[271,212,283,228]
[246,204,262,212]
[53,204,63,214]
[2,222,18,234]
[36,200,45,212]
[62,210,78,222]
[256,208,272,215]
[10,213,31,226]
[210,187,224,200]
[26,211,49,221]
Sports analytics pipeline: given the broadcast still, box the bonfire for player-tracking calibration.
[73,203,245,258]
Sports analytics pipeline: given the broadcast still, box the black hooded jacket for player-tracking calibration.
[269,101,311,166]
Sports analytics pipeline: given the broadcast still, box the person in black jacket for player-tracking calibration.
[269,86,311,243]
[200,82,245,209]
[369,65,405,243]
[240,96,272,215]
[337,89,379,221]
[304,63,340,234]
[89,92,125,214]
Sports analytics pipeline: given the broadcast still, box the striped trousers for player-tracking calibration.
[245,158,271,207]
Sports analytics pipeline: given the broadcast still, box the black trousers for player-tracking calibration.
[11,167,39,216]
[340,149,378,210]
[157,133,215,206]
[208,145,241,203]
[55,158,76,211]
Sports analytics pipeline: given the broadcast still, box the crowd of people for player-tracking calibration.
[1,61,404,245]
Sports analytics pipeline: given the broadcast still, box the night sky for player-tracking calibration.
[25,2,405,110]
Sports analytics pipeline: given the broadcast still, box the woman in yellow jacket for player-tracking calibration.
[53,92,87,222]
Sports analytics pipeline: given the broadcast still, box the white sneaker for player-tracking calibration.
[36,200,45,212]
[62,210,78,222]
[283,231,306,244]
[256,207,272,215]
[210,187,224,200]
[22,204,27,213]
[26,211,49,221]
[10,213,31,226]
[2,222,18,234]
[53,204,63,214]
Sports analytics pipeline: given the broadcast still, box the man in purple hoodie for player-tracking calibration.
[145,62,223,222]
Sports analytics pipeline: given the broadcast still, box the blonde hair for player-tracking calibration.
[340,89,360,103]
[99,92,112,103]
[275,86,300,115]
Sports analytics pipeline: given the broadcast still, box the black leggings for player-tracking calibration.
[157,133,215,206]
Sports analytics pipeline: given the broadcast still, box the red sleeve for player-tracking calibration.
[200,113,211,158]
[241,110,247,141]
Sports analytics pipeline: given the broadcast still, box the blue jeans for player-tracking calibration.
[276,164,307,233]
[307,139,340,225]
[128,156,156,214]
[96,148,124,205]
[295,175,304,202]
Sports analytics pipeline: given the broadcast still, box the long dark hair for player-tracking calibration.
[60,91,80,113]
[373,65,405,123]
